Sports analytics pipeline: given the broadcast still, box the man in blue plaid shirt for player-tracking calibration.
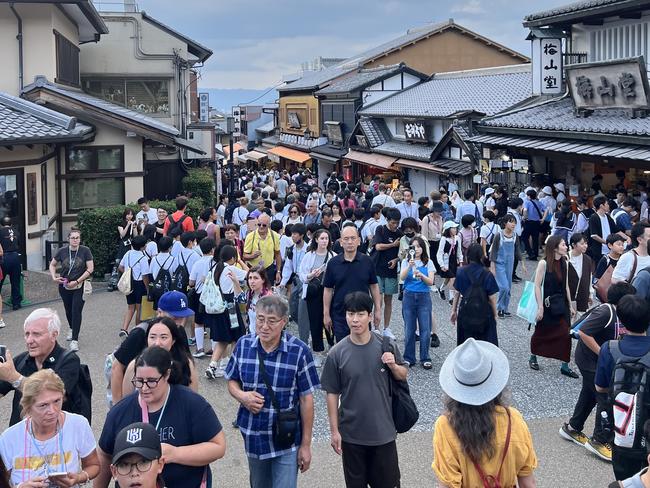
[225,295,320,488]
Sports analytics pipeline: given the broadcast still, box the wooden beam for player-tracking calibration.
[620,12,643,19]
[583,19,604,25]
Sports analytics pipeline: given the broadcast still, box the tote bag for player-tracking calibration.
[517,268,543,324]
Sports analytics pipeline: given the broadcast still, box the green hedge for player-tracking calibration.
[182,168,215,207]
[77,198,203,278]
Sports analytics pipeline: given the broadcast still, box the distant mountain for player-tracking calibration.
[200,88,278,113]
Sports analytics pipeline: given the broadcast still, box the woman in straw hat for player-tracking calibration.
[432,339,538,487]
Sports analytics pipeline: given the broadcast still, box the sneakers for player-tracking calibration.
[383,327,396,340]
[0,319,5,329]
[69,340,79,352]
[192,351,207,358]
[314,354,322,368]
[585,438,612,462]
[188,337,196,346]
[559,423,589,446]
[430,334,440,348]
[438,288,446,301]
[205,362,224,379]
[118,329,129,339]
[66,329,73,341]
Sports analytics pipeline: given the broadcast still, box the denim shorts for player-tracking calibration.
[377,276,398,295]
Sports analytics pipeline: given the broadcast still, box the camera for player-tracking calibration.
[408,246,416,260]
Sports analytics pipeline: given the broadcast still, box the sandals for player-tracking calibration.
[422,361,432,370]
[528,358,540,371]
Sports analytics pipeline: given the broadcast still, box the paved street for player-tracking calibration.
[0,272,613,487]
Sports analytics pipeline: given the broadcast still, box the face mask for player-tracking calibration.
[405,231,415,238]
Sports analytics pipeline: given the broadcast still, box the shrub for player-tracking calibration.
[77,198,202,278]
[182,168,215,207]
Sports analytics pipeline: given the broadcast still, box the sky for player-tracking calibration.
[135,0,573,90]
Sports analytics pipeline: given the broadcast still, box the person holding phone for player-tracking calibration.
[0,369,99,487]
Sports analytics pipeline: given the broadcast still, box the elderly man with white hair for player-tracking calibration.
[0,307,86,426]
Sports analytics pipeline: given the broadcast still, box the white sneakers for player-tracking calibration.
[69,340,79,352]
[66,329,73,341]
[0,319,5,329]
[383,327,396,340]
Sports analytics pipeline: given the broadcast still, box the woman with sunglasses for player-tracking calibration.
[282,205,303,226]
[96,347,226,488]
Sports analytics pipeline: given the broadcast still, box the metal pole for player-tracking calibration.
[228,136,235,196]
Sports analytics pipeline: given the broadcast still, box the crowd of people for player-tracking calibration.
[0,166,649,487]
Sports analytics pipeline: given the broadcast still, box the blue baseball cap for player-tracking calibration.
[157,291,194,317]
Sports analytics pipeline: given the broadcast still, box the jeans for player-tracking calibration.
[522,220,541,259]
[248,450,298,488]
[0,251,22,307]
[401,290,432,364]
[569,368,609,443]
[495,262,513,313]
[59,285,85,340]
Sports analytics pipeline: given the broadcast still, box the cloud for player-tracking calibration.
[452,0,485,15]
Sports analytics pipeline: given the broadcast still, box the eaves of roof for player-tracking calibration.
[523,0,647,27]
[141,11,213,62]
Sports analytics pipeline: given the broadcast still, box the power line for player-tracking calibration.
[239,80,284,105]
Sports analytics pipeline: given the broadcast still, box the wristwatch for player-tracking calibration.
[11,375,23,390]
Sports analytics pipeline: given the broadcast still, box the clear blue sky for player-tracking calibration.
[136,0,572,89]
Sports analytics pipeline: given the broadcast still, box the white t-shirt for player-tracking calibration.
[480,222,499,246]
[144,241,158,260]
[0,413,95,486]
[612,251,650,283]
[177,247,200,277]
[232,207,249,226]
[136,208,158,225]
[599,214,611,254]
[170,240,183,258]
[150,253,178,281]
[371,193,396,208]
[119,250,150,281]
[216,205,226,226]
[219,263,247,295]
[279,235,293,260]
[569,253,583,279]
[189,255,216,294]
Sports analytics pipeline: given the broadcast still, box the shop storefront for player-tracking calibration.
[342,149,400,184]
[267,145,313,173]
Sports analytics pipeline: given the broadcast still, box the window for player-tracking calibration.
[82,78,170,115]
[67,146,124,173]
[54,30,80,87]
[67,178,125,211]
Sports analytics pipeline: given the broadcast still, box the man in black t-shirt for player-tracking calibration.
[0,217,22,311]
[372,208,402,340]
[110,291,193,405]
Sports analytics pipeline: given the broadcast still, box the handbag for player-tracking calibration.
[544,293,566,317]
[306,253,330,299]
[469,408,512,488]
[257,347,300,449]
[82,280,92,301]
[382,336,419,433]
[140,296,155,321]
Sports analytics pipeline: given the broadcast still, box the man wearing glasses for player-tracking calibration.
[243,213,282,285]
[226,295,320,488]
[111,422,165,488]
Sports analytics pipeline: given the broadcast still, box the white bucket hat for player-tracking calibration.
[439,338,510,406]
[442,220,459,232]
[554,183,565,193]
[484,187,495,197]
[541,186,552,196]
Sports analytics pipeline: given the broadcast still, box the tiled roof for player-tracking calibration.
[310,144,348,158]
[0,92,92,145]
[524,0,629,22]
[24,77,180,136]
[480,95,650,136]
[453,121,482,162]
[360,64,533,118]
[433,159,474,176]
[359,118,391,147]
[278,65,358,92]
[315,64,421,95]
[374,140,436,162]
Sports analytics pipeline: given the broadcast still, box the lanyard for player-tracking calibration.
[68,247,79,276]
[140,386,171,431]
[25,418,65,479]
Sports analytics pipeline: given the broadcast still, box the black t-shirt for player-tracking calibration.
[374,225,402,278]
[0,226,20,252]
[575,304,618,372]
[0,343,81,425]
[595,255,618,280]
[54,245,93,281]
[154,221,165,243]
[113,322,189,367]
[319,222,341,242]
[99,385,222,488]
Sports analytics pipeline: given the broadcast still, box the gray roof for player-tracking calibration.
[315,64,427,96]
[374,140,436,162]
[255,121,276,134]
[433,159,474,176]
[359,118,391,147]
[278,66,358,93]
[524,0,631,24]
[0,92,92,145]
[24,77,180,136]
[360,64,533,118]
[468,133,650,161]
[141,11,213,63]
[480,95,650,136]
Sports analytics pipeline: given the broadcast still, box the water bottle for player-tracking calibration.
[443,252,450,269]
[228,301,239,329]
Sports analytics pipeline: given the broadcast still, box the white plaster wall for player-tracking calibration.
[403,73,422,87]
[408,169,440,200]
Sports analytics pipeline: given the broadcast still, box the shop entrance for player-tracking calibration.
[0,168,26,267]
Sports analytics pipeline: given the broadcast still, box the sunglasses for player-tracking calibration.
[259,223,268,228]
[289,211,298,214]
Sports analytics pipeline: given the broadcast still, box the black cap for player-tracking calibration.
[112,422,161,464]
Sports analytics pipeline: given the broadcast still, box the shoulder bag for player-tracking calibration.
[306,252,330,299]
[381,336,419,433]
[594,257,615,303]
[469,407,512,488]
[257,347,300,449]
[543,260,567,318]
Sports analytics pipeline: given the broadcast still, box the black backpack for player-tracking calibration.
[381,336,419,433]
[167,214,189,235]
[457,268,491,334]
[172,252,190,293]
[608,341,650,452]
[149,255,174,303]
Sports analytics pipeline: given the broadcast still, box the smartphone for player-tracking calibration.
[47,472,68,478]
[0,345,6,363]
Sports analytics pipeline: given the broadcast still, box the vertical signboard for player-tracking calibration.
[199,93,209,123]
[540,38,563,95]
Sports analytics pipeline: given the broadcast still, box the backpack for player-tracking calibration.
[148,255,173,303]
[117,253,145,295]
[17,349,93,424]
[172,252,190,293]
[167,214,189,235]
[609,341,650,451]
[200,262,226,314]
[457,268,491,334]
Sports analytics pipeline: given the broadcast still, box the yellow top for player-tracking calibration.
[432,406,537,488]
[243,230,280,269]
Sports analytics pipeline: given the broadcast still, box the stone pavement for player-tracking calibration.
[0,275,614,487]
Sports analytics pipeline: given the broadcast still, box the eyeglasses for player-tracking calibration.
[256,316,282,326]
[131,375,164,389]
[289,211,298,214]
[115,459,154,476]
[69,236,80,240]
[259,224,268,228]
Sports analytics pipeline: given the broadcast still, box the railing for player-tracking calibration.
[564,52,588,65]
